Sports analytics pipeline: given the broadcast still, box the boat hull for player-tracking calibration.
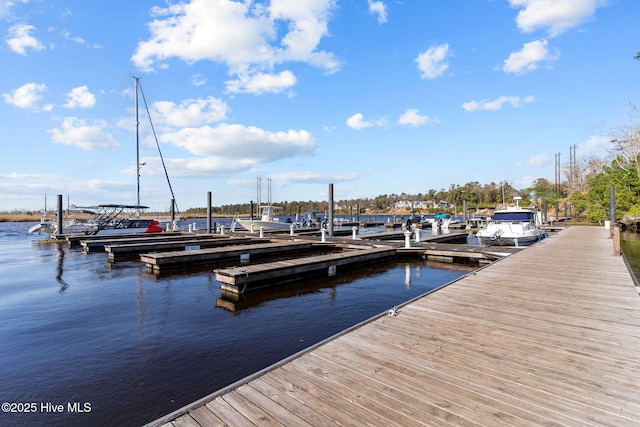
[236,219,294,232]
[477,232,542,246]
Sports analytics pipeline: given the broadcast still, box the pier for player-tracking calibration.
[146,225,640,426]
[140,241,319,274]
[215,247,396,293]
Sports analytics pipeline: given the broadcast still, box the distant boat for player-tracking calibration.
[476,198,544,246]
[431,213,460,229]
[235,205,294,231]
[29,204,164,235]
[29,77,176,237]
[234,177,294,232]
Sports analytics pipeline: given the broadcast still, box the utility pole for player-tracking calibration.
[555,152,561,194]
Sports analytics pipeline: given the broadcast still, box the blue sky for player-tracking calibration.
[1,0,638,212]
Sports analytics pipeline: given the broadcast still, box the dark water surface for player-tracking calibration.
[621,231,640,281]
[0,221,473,427]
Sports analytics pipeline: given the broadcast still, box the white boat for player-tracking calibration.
[233,177,296,232]
[29,78,176,237]
[431,213,460,230]
[476,198,544,246]
[29,204,164,235]
[235,205,294,231]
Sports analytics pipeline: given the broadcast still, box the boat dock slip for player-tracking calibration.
[360,230,468,242]
[105,237,256,262]
[140,241,317,274]
[398,243,524,263]
[215,247,396,293]
[77,233,200,252]
[146,226,640,426]
[67,232,187,248]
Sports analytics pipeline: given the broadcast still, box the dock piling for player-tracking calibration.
[207,192,212,234]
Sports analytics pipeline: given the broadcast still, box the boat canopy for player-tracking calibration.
[493,211,534,221]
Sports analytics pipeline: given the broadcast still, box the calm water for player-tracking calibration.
[0,221,473,427]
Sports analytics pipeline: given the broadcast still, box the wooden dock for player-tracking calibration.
[215,247,396,293]
[398,242,524,263]
[140,241,319,274]
[146,225,640,426]
[105,237,256,262]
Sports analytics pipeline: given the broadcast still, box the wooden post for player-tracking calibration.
[207,192,212,234]
[328,183,334,238]
[612,224,621,256]
[56,194,63,235]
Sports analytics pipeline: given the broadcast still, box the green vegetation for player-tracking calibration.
[186,104,640,224]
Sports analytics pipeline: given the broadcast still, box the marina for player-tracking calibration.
[0,220,476,427]
[149,225,640,426]
[3,219,639,426]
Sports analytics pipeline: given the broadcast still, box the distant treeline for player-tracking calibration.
[185,179,557,216]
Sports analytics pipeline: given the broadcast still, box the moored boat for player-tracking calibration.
[475,198,544,246]
[235,205,294,231]
[29,204,164,236]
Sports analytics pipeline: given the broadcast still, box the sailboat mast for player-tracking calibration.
[257,176,262,207]
[134,76,141,209]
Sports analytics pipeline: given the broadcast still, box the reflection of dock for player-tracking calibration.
[215,259,403,312]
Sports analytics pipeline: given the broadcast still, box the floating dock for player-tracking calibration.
[105,236,256,262]
[146,225,640,426]
[140,241,319,274]
[215,247,396,293]
[398,242,524,263]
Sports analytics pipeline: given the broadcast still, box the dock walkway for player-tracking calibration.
[147,226,640,426]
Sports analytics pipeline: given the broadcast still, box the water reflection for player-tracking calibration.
[215,260,399,312]
[55,244,70,293]
[621,231,640,282]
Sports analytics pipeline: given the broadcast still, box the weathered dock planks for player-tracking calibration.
[146,225,640,426]
[105,236,257,262]
[79,233,210,252]
[140,241,318,273]
[215,247,396,293]
[398,242,524,263]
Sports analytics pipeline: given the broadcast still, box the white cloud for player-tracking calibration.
[346,113,373,130]
[508,0,605,37]
[527,153,552,166]
[415,43,449,79]
[462,95,535,112]
[3,82,46,109]
[503,39,558,74]
[514,175,537,188]
[270,170,361,184]
[191,73,207,87]
[49,117,120,150]
[398,109,435,127]
[61,30,101,49]
[368,0,388,24]
[579,135,610,158]
[225,70,297,94]
[131,0,340,94]
[6,23,44,55]
[160,123,315,162]
[151,97,230,127]
[64,86,96,109]
[0,0,25,20]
